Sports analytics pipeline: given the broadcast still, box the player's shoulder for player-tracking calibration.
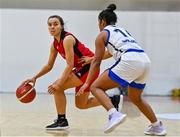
[63,32,76,46]
[63,32,75,40]
[64,34,75,42]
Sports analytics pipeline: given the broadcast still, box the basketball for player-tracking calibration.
[16,83,36,103]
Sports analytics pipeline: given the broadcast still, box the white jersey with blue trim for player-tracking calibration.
[104,25,143,60]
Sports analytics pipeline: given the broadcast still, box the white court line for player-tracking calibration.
[156,113,180,120]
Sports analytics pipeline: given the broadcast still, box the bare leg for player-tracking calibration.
[90,70,120,111]
[53,73,101,114]
[54,90,67,114]
[128,86,157,123]
[90,70,126,133]
[46,73,101,129]
[53,73,83,114]
[75,92,100,109]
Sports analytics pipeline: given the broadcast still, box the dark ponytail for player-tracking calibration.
[98,4,117,25]
[106,4,116,12]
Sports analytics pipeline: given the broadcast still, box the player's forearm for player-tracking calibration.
[89,51,111,63]
[85,58,100,85]
[34,65,52,79]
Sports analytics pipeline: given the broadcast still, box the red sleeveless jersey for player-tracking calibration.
[53,31,94,67]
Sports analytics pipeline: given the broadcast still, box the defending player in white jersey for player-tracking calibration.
[77,4,167,136]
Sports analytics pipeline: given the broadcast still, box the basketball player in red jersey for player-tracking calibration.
[22,15,120,130]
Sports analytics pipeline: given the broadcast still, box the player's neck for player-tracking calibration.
[54,33,61,43]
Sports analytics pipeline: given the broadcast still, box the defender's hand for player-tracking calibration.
[78,56,93,66]
[76,83,89,96]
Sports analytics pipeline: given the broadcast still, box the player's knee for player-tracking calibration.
[128,93,141,104]
[75,102,88,109]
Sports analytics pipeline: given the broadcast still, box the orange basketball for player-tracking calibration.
[16,83,36,103]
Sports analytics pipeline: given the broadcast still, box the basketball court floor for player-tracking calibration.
[1,93,180,136]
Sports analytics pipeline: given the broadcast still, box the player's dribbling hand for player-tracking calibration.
[76,83,89,96]
[21,77,36,87]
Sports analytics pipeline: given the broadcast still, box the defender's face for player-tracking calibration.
[48,18,62,36]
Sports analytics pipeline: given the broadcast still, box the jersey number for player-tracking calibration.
[114,28,131,37]
[114,28,137,43]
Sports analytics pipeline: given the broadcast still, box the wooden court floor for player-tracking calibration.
[0,93,180,137]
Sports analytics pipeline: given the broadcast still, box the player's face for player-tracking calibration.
[48,18,62,36]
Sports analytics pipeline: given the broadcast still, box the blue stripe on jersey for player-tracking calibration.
[108,42,123,53]
[129,81,146,90]
[125,49,144,53]
[103,29,110,47]
[110,57,121,70]
[109,69,129,87]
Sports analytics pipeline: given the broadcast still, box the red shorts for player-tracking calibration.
[72,64,100,93]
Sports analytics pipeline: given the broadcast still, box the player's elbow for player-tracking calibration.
[92,58,101,68]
